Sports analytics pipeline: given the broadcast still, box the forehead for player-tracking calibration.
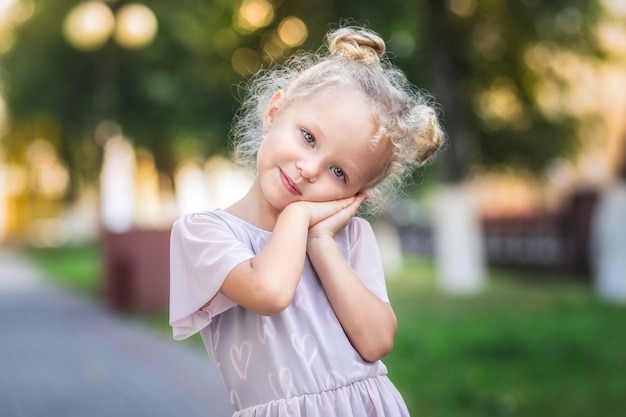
[287,85,376,139]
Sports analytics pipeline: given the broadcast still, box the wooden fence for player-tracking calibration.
[397,190,599,279]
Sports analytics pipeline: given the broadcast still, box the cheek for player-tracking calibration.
[308,181,356,201]
[256,137,277,167]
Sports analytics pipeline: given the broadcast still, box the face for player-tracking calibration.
[254,85,391,214]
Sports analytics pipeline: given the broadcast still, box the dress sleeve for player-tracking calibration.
[348,218,390,303]
[169,212,254,340]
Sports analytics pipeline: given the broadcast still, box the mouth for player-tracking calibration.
[279,169,301,195]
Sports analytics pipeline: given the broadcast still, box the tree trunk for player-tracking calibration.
[425,0,486,294]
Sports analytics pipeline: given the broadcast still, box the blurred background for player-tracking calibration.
[1,0,625,416]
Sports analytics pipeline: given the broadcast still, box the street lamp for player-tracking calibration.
[62,1,158,233]
[63,1,157,51]
[113,4,158,49]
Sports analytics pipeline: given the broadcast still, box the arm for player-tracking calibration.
[219,196,357,316]
[306,197,397,362]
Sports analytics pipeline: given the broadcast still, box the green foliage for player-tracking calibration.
[2,0,243,179]
[421,0,604,180]
[1,0,608,190]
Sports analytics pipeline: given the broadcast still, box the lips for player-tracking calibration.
[279,169,301,195]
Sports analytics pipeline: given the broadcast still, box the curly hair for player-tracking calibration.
[230,25,445,215]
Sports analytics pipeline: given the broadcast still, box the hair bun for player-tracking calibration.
[328,27,385,65]
[414,107,444,163]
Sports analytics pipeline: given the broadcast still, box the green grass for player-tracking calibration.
[24,244,626,416]
[387,257,626,417]
[23,243,102,297]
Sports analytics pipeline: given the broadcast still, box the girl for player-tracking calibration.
[170,25,444,416]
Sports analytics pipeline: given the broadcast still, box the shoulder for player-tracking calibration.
[174,209,229,226]
[171,209,270,252]
[171,209,244,242]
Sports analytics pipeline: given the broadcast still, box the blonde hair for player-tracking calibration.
[231,25,445,215]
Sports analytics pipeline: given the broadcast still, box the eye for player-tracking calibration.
[301,130,315,146]
[330,166,346,182]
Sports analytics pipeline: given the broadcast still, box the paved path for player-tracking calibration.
[0,247,235,417]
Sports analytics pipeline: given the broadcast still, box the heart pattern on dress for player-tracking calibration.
[268,367,295,398]
[230,341,252,380]
[291,333,318,367]
[256,315,276,344]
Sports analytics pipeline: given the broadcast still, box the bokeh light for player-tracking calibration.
[63,2,157,51]
[602,0,626,17]
[113,3,158,49]
[234,0,274,34]
[63,1,115,51]
[446,0,477,17]
[0,0,17,22]
[597,22,626,57]
[277,17,307,48]
[0,0,34,53]
[231,47,261,76]
[26,139,69,199]
[475,77,528,130]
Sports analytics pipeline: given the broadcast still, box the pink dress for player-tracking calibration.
[170,209,410,416]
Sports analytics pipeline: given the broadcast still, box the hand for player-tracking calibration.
[308,193,368,240]
[286,195,358,228]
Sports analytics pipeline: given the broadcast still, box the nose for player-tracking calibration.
[296,158,320,182]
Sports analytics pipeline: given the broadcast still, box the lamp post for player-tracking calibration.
[63,1,158,119]
[63,1,157,52]
[63,1,158,233]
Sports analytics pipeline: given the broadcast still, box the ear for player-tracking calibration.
[263,90,285,133]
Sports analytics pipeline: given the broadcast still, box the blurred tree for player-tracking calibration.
[237,0,606,182]
[2,0,243,198]
[0,0,607,200]
[421,0,605,183]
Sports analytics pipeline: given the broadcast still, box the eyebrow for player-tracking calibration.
[302,117,326,143]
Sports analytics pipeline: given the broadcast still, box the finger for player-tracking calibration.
[354,192,368,205]
[353,192,368,208]
[338,195,363,219]
[337,195,357,208]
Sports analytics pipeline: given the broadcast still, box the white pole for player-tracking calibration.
[590,181,626,303]
[433,183,486,295]
[100,135,136,232]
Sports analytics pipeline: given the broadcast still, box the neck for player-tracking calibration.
[225,181,279,231]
